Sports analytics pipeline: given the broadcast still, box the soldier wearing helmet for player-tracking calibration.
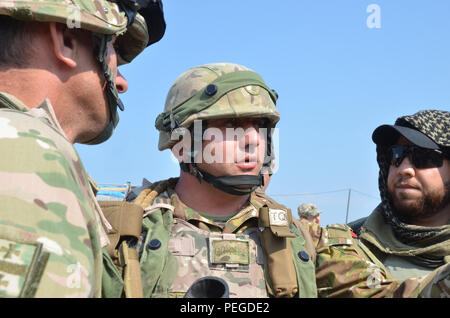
[297,203,321,225]
[126,63,443,298]
[128,62,318,298]
[0,0,165,297]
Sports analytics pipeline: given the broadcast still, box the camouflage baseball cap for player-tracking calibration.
[0,0,165,65]
[372,110,450,155]
[155,63,280,151]
[297,203,321,218]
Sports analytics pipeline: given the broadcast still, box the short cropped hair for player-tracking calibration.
[0,15,33,68]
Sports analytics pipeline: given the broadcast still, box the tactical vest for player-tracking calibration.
[152,218,268,297]
[135,179,318,298]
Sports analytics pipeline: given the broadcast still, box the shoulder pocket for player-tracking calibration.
[325,224,354,247]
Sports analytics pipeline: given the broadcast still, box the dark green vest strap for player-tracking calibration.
[290,224,318,298]
[140,208,178,297]
[101,248,124,298]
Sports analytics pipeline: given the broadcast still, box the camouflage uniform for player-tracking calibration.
[133,180,316,298]
[128,63,443,298]
[134,63,317,298]
[0,93,111,297]
[133,181,446,298]
[355,110,450,296]
[0,0,165,297]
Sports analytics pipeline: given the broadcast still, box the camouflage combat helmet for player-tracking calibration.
[372,110,450,243]
[156,63,280,150]
[0,0,165,65]
[155,62,280,196]
[0,0,166,144]
[297,203,321,218]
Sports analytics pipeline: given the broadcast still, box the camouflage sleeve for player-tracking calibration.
[0,111,104,297]
[299,220,450,298]
[299,220,405,297]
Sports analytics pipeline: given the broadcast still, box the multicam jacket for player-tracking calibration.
[302,219,402,297]
[0,92,112,297]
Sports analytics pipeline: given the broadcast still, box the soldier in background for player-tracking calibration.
[128,62,446,298]
[350,110,449,289]
[297,203,321,225]
[0,0,165,297]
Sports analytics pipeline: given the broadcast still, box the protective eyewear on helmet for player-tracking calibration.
[388,145,445,169]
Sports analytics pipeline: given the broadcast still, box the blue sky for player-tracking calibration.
[76,0,450,227]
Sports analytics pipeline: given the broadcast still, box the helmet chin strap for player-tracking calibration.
[85,34,123,145]
[180,162,264,196]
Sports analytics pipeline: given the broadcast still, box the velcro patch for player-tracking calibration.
[210,238,250,265]
[327,223,351,231]
[327,238,353,246]
[268,209,289,226]
[168,236,195,257]
[0,238,49,298]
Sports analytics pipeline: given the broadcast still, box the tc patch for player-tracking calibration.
[0,237,49,297]
[268,209,289,227]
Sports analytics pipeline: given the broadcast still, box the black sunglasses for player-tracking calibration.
[388,145,445,169]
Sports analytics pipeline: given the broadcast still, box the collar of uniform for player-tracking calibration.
[87,174,114,247]
[26,99,69,141]
[219,190,274,234]
[223,204,259,233]
[0,93,70,141]
[177,198,223,231]
[165,186,187,219]
[0,93,66,140]
[166,186,258,233]
[0,92,30,111]
[165,187,218,229]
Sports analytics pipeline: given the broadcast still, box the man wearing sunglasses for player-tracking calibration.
[354,110,449,284]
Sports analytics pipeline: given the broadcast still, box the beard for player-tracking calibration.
[388,180,450,224]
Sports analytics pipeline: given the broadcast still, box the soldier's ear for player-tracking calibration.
[48,22,77,69]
